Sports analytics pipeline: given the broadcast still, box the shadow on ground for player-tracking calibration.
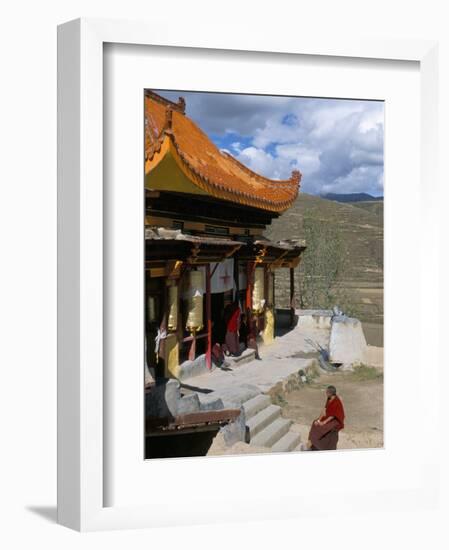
[26,506,57,523]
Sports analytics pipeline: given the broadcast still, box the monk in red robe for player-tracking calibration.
[307,385,345,451]
[224,302,241,356]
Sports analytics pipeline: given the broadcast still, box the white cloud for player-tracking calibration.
[275,144,321,176]
[154,90,384,196]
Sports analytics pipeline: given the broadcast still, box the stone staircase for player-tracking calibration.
[242,393,301,452]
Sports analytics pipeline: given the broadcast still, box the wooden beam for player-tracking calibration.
[145,214,264,237]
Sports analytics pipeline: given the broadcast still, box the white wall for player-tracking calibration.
[1,1,448,548]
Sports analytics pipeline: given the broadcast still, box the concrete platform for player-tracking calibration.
[182,322,329,403]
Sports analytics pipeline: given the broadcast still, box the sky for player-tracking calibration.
[157,90,384,197]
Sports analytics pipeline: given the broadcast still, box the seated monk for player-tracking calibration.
[307,385,345,451]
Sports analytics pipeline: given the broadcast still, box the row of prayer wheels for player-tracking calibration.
[148,267,271,332]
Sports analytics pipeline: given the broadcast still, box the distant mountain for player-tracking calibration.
[321,192,383,203]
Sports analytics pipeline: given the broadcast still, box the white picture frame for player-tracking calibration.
[57,17,440,531]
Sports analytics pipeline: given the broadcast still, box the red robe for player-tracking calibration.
[227,307,240,333]
[308,395,345,451]
[322,396,345,430]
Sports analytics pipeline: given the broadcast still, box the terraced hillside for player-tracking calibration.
[266,194,384,344]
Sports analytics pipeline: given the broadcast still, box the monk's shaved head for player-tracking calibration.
[326,385,337,396]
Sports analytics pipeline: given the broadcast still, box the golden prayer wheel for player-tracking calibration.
[186,270,204,331]
[252,267,265,313]
[167,285,178,331]
[147,296,157,323]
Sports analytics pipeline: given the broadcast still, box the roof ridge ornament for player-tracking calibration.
[291,170,302,187]
[178,97,186,114]
[145,90,186,114]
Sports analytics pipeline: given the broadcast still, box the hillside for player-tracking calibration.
[352,200,384,221]
[266,193,384,343]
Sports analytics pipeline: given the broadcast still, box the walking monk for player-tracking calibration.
[307,385,345,451]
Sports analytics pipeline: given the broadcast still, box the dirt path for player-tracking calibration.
[280,366,384,450]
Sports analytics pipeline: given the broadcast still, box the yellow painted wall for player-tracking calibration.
[145,148,208,196]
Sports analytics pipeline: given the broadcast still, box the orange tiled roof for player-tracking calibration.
[145,91,301,213]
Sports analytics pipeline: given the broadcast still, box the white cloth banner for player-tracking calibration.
[210,258,234,294]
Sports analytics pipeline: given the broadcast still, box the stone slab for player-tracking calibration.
[329,315,367,369]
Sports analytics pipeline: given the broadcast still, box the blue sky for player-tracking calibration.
[157,90,384,197]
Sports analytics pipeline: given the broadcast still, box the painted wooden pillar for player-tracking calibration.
[289,267,295,327]
[246,261,254,311]
[206,263,212,370]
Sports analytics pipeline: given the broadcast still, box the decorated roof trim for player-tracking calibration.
[145,91,302,213]
[221,151,301,190]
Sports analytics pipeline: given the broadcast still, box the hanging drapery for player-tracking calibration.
[198,258,235,294]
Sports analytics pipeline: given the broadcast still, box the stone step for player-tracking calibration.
[226,348,256,367]
[250,417,292,448]
[246,404,281,440]
[271,430,301,453]
[220,384,261,409]
[243,394,272,420]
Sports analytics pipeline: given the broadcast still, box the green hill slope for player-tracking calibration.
[266,194,384,341]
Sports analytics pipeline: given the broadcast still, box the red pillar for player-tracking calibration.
[246,261,254,311]
[206,263,212,370]
[188,332,196,361]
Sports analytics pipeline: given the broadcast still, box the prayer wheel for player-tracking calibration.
[167,285,178,331]
[186,270,204,331]
[252,267,265,313]
[147,296,157,323]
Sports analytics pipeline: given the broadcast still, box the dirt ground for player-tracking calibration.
[280,365,384,450]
